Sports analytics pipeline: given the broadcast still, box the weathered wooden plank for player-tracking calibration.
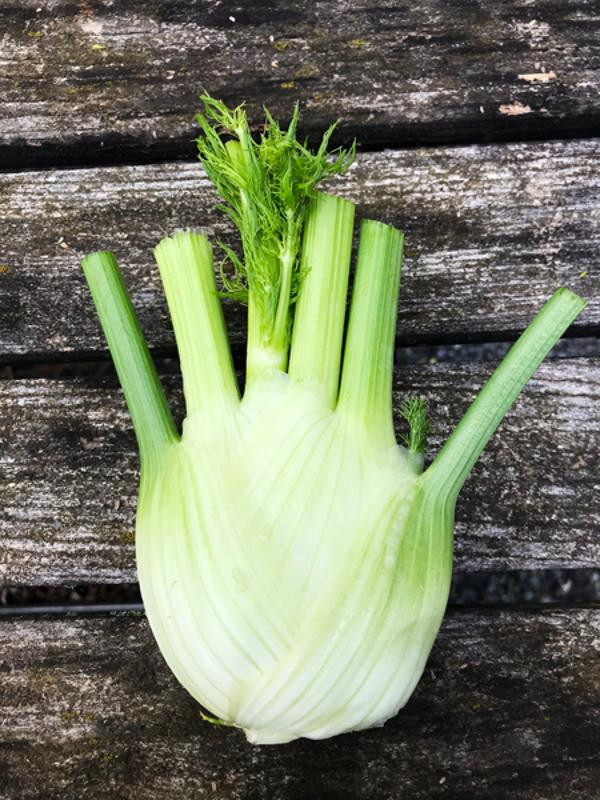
[1,359,597,585]
[0,609,598,799]
[1,0,599,166]
[0,140,597,361]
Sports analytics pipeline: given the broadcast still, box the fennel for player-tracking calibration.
[81,97,586,744]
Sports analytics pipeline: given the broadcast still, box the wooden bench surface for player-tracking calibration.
[1,1,599,797]
[1,360,599,585]
[1,1,599,165]
[1,609,599,799]
[1,141,598,361]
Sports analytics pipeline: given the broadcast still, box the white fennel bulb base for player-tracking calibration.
[136,374,450,742]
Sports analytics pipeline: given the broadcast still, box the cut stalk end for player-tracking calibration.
[154,230,239,417]
[288,192,355,407]
[337,219,404,445]
[425,288,587,501]
[81,250,178,469]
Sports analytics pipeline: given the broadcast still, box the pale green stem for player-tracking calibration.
[425,288,587,502]
[81,251,178,470]
[245,292,289,381]
[337,220,404,445]
[271,225,296,363]
[225,139,246,173]
[154,231,239,417]
[288,192,355,408]
[245,230,296,381]
[246,292,267,379]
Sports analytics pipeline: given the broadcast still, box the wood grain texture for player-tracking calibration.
[0,609,598,799]
[1,0,599,166]
[0,140,597,362]
[1,359,597,585]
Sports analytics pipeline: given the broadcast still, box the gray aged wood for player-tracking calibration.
[1,0,599,166]
[1,359,597,585]
[1,2,597,795]
[0,609,598,799]
[0,140,597,362]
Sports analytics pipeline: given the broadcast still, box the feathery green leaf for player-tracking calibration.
[195,94,355,351]
[401,396,429,454]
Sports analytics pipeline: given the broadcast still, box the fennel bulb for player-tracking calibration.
[81,97,586,744]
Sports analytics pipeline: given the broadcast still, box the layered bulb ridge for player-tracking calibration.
[136,374,453,744]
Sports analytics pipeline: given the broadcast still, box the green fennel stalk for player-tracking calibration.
[81,96,587,744]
